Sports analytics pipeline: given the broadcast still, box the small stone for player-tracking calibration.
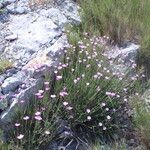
[5,0,16,3]
[1,71,26,94]
[20,84,27,89]
[5,34,17,41]
[6,72,13,78]
[0,75,6,85]
[7,5,28,14]
[6,68,16,75]
[0,3,3,9]
[129,139,135,145]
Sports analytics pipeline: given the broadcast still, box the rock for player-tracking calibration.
[6,4,29,14]
[5,34,17,41]
[0,75,6,85]
[20,83,27,89]
[46,34,69,60]
[1,0,16,6]
[4,0,16,4]
[6,68,16,75]
[58,0,81,25]
[1,71,27,94]
[39,8,68,27]
[0,3,3,9]
[105,43,139,76]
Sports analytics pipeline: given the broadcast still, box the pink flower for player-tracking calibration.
[106,92,111,96]
[54,70,58,74]
[17,134,24,139]
[74,79,78,84]
[110,92,116,97]
[58,66,62,70]
[35,115,42,121]
[101,103,106,107]
[87,116,91,120]
[44,82,49,85]
[86,83,90,86]
[20,100,25,103]
[38,90,44,94]
[107,115,111,120]
[23,116,30,120]
[56,76,62,80]
[103,127,107,130]
[71,68,75,72]
[99,122,103,126]
[44,130,50,135]
[59,91,68,97]
[44,82,50,89]
[105,108,109,111]
[124,98,127,102]
[94,75,98,79]
[66,106,73,110]
[50,95,56,98]
[86,109,91,113]
[105,76,109,80]
[62,64,68,68]
[37,95,44,99]
[45,87,50,91]
[41,107,46,111]
[35,93,41,96]
[15,123,20,127]
[63,101,68,106]
[35,111,41,116]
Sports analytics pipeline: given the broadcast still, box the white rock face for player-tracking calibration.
[0,0,80,128]
[104,43,140,75]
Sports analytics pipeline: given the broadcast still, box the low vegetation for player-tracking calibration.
[131,95,150,149]
[0,59,13,74]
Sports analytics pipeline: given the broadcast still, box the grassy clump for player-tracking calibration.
[131,95,150,149]
[54,34,136,135]
[2,34,141,149]
[0,59,13,74]
[79,0,150,44]
[5,89,60,150]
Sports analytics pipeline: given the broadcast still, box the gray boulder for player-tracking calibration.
[1,71,27,94]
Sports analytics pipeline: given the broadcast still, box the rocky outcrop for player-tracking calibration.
[0,0,80,128]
